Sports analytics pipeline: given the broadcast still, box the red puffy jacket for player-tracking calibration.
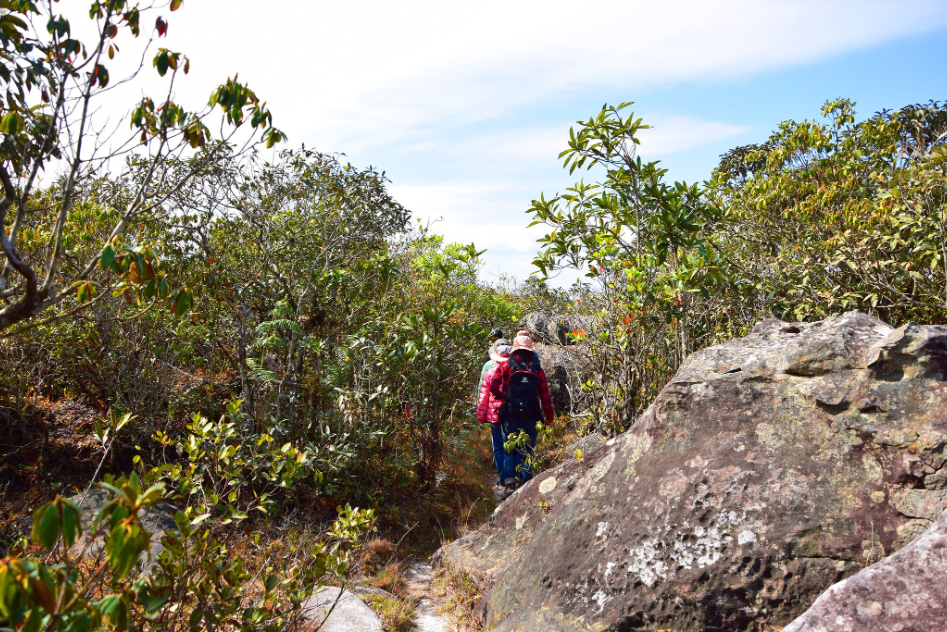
[476,364,504,424]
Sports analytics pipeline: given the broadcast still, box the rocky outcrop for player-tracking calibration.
[519,312,594,414]
[71,487,179,575]
[440,311,947,631]
[532,340,592,414]
[519,311,594,346]
[301,587,383,631]
[784,507,947,632]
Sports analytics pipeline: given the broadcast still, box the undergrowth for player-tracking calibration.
[432,560,491,631]
[363,592,417,632]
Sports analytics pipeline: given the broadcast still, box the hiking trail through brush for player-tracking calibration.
[406,561,450,631]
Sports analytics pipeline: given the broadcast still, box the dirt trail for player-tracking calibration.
[406,562,450,631]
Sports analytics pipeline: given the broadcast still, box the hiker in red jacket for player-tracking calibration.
[476,342,511,488]
[490,334,554,493]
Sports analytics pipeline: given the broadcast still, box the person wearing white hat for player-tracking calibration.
[480,337,509,380]
[476,343,513,487]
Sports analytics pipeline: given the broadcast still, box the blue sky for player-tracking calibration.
[148,0,947,286]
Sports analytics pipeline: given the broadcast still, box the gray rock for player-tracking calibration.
[405,563,449,632]
[519,311,594,346]
[70,487,178,575]
[785,508,947,632]
[352,586,395,600]
[532,341,592,414]
[300,587,383,631]
[517,311,595,413]
[440,311,947,631]
[896,488,947,520]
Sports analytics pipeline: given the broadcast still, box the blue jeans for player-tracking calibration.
[489,423,505,481]
[501,420,538,484]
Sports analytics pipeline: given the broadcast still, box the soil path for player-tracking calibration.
[406,562,450,631]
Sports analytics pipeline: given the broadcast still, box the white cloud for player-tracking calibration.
[401,115,751,171]
[388,180,550,270]
[636,116,751,157]
[157,0,947,151]
[404,126,570,164]
[388,180,527,221]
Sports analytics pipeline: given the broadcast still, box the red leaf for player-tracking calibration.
[156,17,168,37]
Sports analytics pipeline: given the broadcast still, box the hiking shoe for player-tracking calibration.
[498,485,516,501]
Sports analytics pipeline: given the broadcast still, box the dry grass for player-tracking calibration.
[363,592,417,632]
[366,537,398,560]
[431,560,491,631]
[372,426,498,559]
[358,552,419,631]
[367,560,409,597]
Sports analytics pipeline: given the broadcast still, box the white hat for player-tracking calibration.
[490,344,512,363]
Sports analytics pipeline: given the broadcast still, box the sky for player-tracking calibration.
[104,0,947,286]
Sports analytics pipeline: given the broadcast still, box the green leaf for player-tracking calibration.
[97,594,121,618]
[99,244,115,270]
[61,499,81,549]
[170,0,182,10]
[140,483,165,506]
[264,574,277,592]
[0,111,22,135]
[189,608,204,629]
[153,51,169,76]
[114,413,134,433]
[173,287,192,315]
[34,503,61,549]
[94,63,109,88]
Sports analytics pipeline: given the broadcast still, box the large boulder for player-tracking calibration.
[532,341,592,415]
[519,311,594,414]
[519,311,594,346]
[439,311,947,631]
[784,507,947,631]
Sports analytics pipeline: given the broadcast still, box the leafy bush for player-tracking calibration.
[711,98,947,324]
[0,472,374,630]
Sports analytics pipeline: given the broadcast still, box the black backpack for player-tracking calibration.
[499,351,542,427]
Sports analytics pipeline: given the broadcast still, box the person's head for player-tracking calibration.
[516,329,530,338]
[512,334,534,352]
[490,343,513,363]
[490,328,503,340]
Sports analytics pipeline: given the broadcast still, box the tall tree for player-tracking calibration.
[0,0,283,333]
